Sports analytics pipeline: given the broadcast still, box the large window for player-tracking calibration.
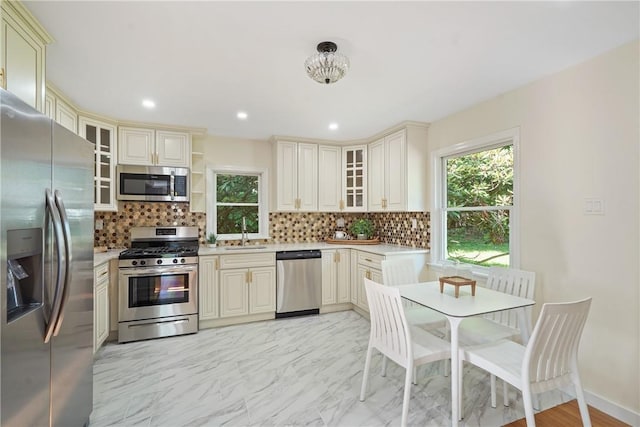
[433,128,519,269]
[206,167,269,239]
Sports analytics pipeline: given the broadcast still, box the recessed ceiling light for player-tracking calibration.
[142,99,156,109]
[237,111,248,120]
[329,122,339,130]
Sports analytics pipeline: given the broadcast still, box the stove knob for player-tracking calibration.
[140,260,146,266]
[157,259,163,265]
[172,259,178,264]
[181,258,186,264]
[132,261,138,266]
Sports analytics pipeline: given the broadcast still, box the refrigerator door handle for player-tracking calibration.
[44,189,66,343]
[52,190,72,336]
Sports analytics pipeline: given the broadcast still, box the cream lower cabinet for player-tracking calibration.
[218,253,276,318]
[321,249,350,306]
[93,262,110,353]
[198,255,219,320]
[352,251,385,313]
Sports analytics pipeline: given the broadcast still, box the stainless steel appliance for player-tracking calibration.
[116,164,189,202]
[275,250,322,318]
[118,226,199,343]
[0,88,94,426]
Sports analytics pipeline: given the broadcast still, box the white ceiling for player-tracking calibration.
[26,1,639,141]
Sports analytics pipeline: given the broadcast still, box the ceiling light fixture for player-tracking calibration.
[142,99,155,109]
[305,41,349,85]
[237,111,248,120]
[329,123,339,130]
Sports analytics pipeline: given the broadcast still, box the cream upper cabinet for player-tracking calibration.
[342,145,367,212]
[118,127,155,166]
[318,145,342,212]
[118,127,190,167]
[156,130,190,167]
[275,140,318,211]
[369,130,406,211]
[1,1,51,112]
[368,126,429,212]
[79,116,117,211]
[54,98,78,133]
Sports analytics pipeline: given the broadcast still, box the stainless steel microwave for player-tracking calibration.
[117,165,189,202]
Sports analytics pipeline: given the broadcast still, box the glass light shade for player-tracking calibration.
[305,42,350,84]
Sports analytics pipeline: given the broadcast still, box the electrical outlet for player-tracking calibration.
[337,217,345,227]
[411,218,417,229]
[95,219,103,230]
[584,198,604,215]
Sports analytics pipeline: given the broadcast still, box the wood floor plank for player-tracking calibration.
[503,400,629,427]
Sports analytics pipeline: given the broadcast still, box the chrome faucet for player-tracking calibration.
[241,216,248,246]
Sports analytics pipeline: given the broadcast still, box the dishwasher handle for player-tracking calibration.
[275,250,322,260]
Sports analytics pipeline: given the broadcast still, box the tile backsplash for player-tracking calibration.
[94,202,430,249]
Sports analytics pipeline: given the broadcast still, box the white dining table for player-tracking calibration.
[398,281,535,427]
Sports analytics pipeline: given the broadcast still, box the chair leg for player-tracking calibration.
[490,374,497,408]
[381,355,388,377]
[573,374,592,427]
[401,363,413,427]
[459,358,464,420]
[359,345,374,402]
[522,386,537,427]
[412,366,417,385]
[503,379,509,407]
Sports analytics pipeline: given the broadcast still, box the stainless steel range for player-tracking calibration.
[118,226,199,343]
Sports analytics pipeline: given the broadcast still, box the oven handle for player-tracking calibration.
[126,318,190,328]
[170,172,175,200]
[120,265,197,277]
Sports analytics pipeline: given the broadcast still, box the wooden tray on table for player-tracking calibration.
[438,275,476,298]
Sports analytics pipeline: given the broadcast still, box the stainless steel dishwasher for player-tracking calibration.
[275,250,322,318]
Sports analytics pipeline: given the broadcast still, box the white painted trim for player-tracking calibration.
[584,390,640,426]
[205,165,270,240]
[431,127,520,269]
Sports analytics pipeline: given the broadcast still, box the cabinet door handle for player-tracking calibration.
[366,270,371,280]
[215,258,219,270]
[339,199,344,210]
[0,68,5,90]
[335,252,340,263]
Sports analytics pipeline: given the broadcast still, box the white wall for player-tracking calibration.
[194,134,271,170]
[427,41,639,418]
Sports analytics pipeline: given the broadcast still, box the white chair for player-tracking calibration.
[381,258,447,329]
[459,266,536,346]
[460,297,592,427]
[359,278,450,427]
[457,266,535,405]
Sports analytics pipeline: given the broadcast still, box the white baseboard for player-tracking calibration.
[585,390,640,426]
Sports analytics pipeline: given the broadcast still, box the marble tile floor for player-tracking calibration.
[91,311,570,427]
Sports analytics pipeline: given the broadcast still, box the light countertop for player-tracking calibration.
[93,249,122,267]
[93,243,428,267]
[198,242,428,256]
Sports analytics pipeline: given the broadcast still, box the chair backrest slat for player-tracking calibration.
[364,278,412,368]
[484,267,536,330]
[523,298,591,393]
[381,258,419,287]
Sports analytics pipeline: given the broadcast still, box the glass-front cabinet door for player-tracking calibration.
[79,116,117,211]
[342,145,367,211]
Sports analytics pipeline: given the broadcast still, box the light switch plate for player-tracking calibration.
[583,198,604,215]
[337,217,345,227]
[95,219,104,230]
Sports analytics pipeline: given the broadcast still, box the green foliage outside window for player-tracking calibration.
[216,174,260,234]
[446,145,513,266]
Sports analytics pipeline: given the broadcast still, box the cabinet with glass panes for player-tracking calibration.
[341,145,367,211]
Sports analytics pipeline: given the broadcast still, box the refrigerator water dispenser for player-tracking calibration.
[6,228,42,322]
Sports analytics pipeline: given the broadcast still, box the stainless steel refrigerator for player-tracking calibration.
[0,88,94,426]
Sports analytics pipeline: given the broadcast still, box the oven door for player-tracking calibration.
[118,264,198,322]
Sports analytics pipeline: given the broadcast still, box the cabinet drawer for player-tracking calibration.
[94,262,109,284]
[357,251,385,270]
[220,252,275,269]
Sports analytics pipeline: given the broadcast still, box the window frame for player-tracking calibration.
[431,127,520,272]
[206,165,270,240]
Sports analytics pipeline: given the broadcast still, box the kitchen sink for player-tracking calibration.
[224,246,268,250]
